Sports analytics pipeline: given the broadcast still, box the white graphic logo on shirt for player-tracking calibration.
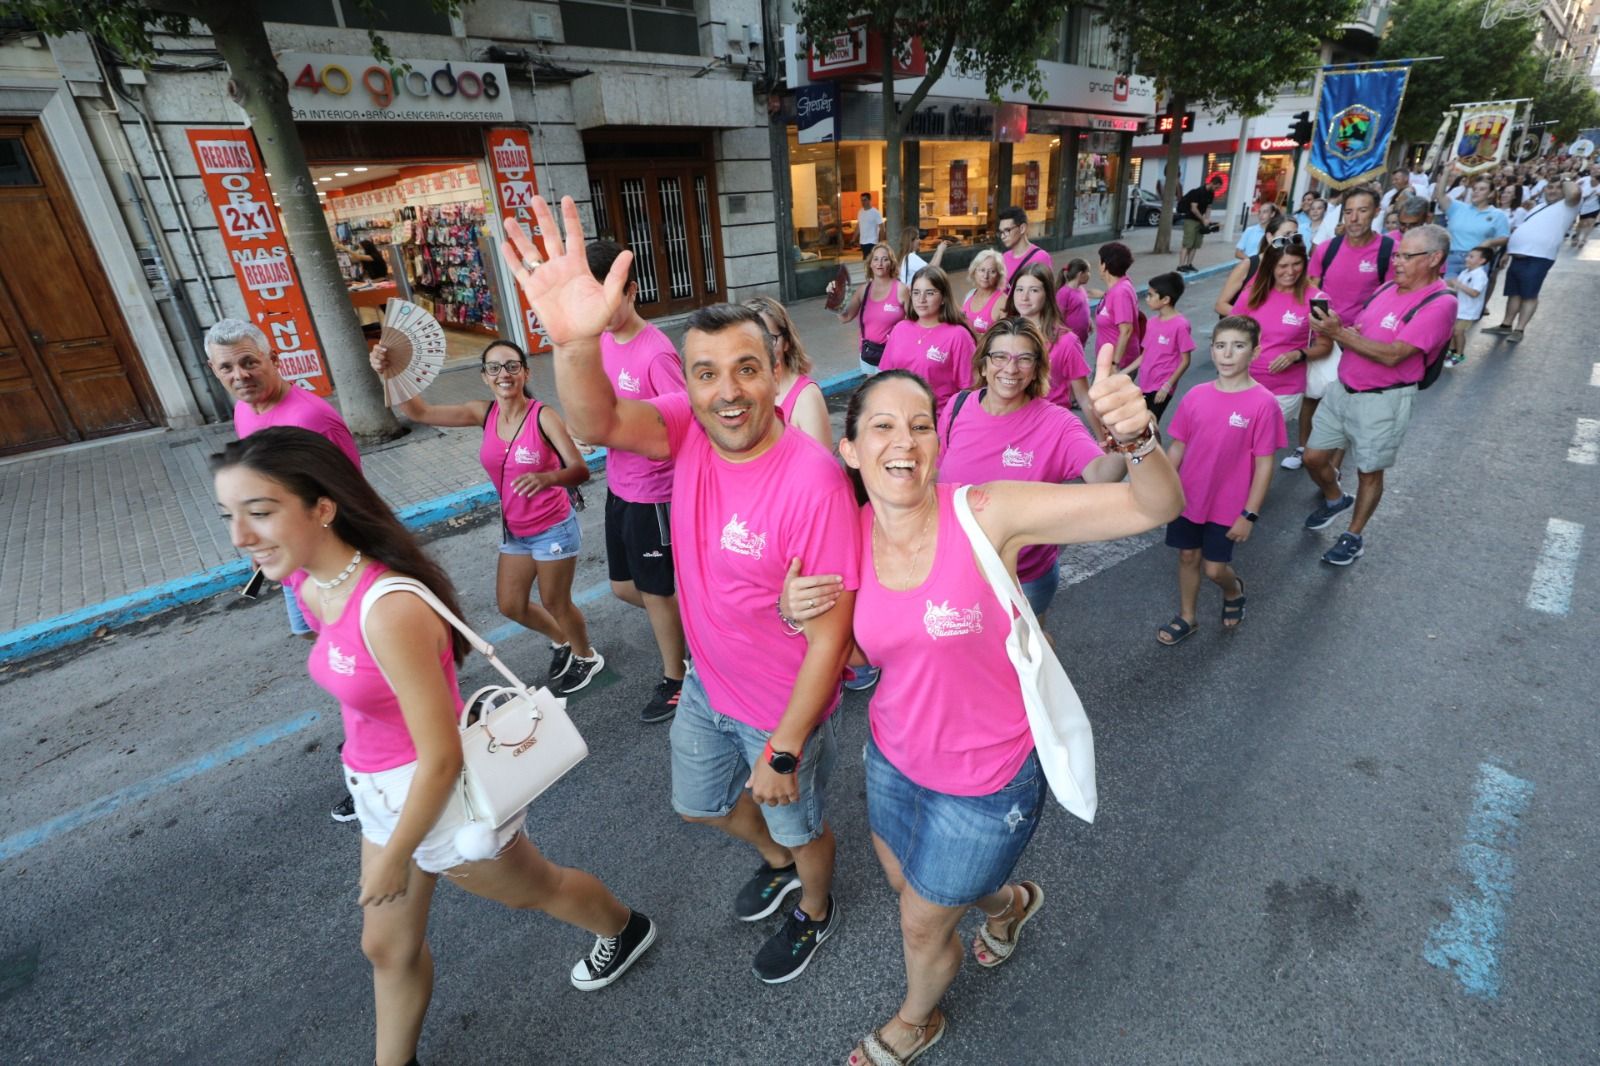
[1380,312,1399,330]
[883,301,898,311]
[617,369,641,393]
[719,514,767,559]
[1157,333,1171,344]
[1001,446,1035,468]
[327,644,357,677]
[925,346,948,364]
[1228,411,1252,429]
[1358,258,1377,274]
[1280,310,1305,327]
[513,445,540,465]
[924,600,984,639]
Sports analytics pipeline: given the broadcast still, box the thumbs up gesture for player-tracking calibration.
[1089,343,1152,443]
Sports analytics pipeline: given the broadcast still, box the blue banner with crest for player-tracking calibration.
[1308,65,1411,189]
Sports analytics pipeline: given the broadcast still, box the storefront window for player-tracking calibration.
[1074,132,1120,233]
[1255,153,1293,210]
[787,134,898,274]
[918,141,993,246]
[1010,133,1060,235]
[1204,152,1235,216]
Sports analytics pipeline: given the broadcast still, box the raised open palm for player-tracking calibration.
[498,195,633,347]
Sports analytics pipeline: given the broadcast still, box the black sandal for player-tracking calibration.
[1222,577,1247,629]
[1156,616,1197,646]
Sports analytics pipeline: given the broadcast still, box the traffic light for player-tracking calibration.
[1290,111,1315,149]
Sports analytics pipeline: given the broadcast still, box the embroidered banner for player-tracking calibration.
[1449,102,1519,175]
[1307,65,1411,190]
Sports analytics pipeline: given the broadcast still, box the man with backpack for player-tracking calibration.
[1292,188,1393,471]
[1301,224,1456,567]
[998,206,1049,293]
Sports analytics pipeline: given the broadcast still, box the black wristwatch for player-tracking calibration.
[765,741,799,775]
[1241,509,1260,523]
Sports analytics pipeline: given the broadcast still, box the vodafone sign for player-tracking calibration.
[1250,136,1301,152]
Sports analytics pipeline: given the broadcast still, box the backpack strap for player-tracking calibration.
[1400,288,1449,325]
[1319,233,1344,278]
[1376,235,1394,281]
[1005,246,1046,290]
[940,388,974,446]
[1359,281,1397,312]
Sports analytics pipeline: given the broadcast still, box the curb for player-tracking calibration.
[0,369,870,668]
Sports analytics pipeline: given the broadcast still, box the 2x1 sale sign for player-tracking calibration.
[185,128,331,395]
[484,127,549,354]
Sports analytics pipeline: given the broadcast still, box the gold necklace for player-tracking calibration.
[872,499,937,589]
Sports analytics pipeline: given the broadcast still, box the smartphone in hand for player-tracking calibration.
[240,566,267,600]
[1310,297,1331,318]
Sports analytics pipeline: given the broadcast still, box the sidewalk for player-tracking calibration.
[0,233,1240,664]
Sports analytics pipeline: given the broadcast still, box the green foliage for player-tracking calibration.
[1380,0,1534,143]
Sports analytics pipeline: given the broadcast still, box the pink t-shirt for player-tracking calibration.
[859,280,906,344]
[650,392,862,731]
[856,484,1032,795]
[1001,245,1049,291]
[479,400,571,537]
[962,289,1004,333]
[1311,234,1392,322]
[1339,281,1458,392]
[1041,328,1090,410]
[601,324,684,504]
[777,373,819,424]
[1168,382,1287,527]
[1136,313,1195,393]
[1231,286,1325,396]
[938,394,1103,582]
[1094,277,1142,369]
[234,386,361,470]
[1056,284,1091,344]
[878,320,976,414]
[289,564,463,773]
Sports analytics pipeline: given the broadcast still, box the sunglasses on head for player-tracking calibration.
[1269,234,1306,250]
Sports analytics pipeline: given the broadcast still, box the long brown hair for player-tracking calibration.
[1245,239,1310,310]
[904,265,975,339]
[970,316,1051,401]
[212,427,470,663]
[1004,261,1065,344]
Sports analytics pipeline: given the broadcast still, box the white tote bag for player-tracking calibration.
[952,486,1097,823]
[359,576,589,834]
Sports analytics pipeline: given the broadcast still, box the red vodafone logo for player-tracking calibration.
[1113,76,1130,102]
[1207,170,1230,198]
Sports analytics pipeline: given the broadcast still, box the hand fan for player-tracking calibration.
[377,299,447,404]
[824,262,851,311]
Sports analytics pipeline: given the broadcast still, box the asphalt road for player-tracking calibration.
[3,256,1598,1065]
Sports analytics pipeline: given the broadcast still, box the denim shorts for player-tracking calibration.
[669,669,837,848]
[499,510,581,561]
[343,760,525,873]
[284,586,313,635]
[865,734,1046,907]
[1020,556,1061,615]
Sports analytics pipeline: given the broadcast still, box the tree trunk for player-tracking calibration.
[202,0,400,442]
[1154,94,1185,256]
[880,40,903,238]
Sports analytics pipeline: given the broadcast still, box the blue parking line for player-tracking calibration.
[0,710,321,864]
[1422,762,1534,998]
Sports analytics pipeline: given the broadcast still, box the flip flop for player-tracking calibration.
[1156,616,1198,646]
[973,881,1045,968]
[1222,576,1247,629]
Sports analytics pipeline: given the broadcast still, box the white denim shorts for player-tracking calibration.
[343,760,525,873]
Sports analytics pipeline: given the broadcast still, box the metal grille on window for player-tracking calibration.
[694,175,717,294]
[620,178,659,304]
[590,178,614,242]
[657,177,693,300]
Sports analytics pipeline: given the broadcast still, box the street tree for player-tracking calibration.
[1379,0,1538,146]
[3,0,455,441]
[1101,0,1358,253]
[795,0,1072,239]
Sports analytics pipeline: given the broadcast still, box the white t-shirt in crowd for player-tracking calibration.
[1509,205,1531,231]
[1507,197,1582,260]
[1380,176,1433,215]
[1454,265,1489,321]
[858,206,884,246]
[899,252,928,287]
[1525,180,1548,202]
[1579,176,1599,214]
[1314,203,1341,244]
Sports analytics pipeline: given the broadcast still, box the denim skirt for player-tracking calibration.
[865,733,1046,907]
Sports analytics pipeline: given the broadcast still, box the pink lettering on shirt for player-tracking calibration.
[1094,277,1142,368]
[1339,281,1458,391]
[878,320,977,414]
[479,400,571,537]
[1167,382,1287,526]
[602,324,685,503]
[1137,313,1196,393]
[1230,287,1325,396]
[233,386,361,470]
[649,392,862,731]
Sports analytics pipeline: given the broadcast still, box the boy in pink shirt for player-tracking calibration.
[1155,316,1285,646]
[1133,272,1195,423]
[588,240,690,724]
[507,198,859,987]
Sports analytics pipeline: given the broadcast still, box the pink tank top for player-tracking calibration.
[962,289,1004,333]
[479,400,572,537]
[777,373,817,424]
[859,280,905,344]
[290,564,464,773]
[855,484,1033,795]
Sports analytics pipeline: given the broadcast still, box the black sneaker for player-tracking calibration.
[753,895,838,984]
[1304,493,1354,531]
[555,651,604,695]
[547,642,574,687]
[735,861,801,921]
[330,794,357,823]
[570,910,657,991]
[640,677,683,724]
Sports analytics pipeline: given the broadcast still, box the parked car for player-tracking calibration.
[1128,188,1164,227]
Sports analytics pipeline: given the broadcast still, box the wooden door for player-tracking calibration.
[0,121,156,456]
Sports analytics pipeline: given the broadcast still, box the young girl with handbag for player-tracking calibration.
[212,427,654,1066]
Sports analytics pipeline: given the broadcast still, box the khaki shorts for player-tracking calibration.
[1306,383,1415,472]
[1182,218,1206,250]
[1274,391,1304,431]
[1304,345,1342,399]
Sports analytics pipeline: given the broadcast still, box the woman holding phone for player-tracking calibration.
[1228,235,1332,434]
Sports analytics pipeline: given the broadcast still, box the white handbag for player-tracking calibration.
[359,575,589,857]
[951,486,1097,823]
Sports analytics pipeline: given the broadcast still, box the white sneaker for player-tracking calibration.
[1281,447,1305,470]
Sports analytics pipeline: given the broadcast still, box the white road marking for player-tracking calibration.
[1526,519,1584,616]
[1590,363,1600,387]
[1568,419,1600,465]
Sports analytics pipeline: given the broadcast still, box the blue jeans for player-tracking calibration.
[1019,556,1061,615]
[284,585,312,635]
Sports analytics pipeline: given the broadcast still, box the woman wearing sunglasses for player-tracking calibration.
[370,340,604,696]
[1214,216,1299,316]
[1229,234,1333,434]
